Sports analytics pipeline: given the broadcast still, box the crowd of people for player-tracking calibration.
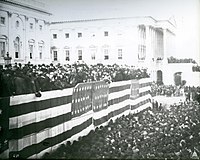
[192,65,200,72]
[150,82,184,97]
[150,83,200,104]
[43,100,200,159]
[0,62,149,97]
[167,56,197,64]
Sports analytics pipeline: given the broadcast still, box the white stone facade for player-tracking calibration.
[50,16,176,82]
[0,0,52,65]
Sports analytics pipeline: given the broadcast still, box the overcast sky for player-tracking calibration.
[42,0,200,63]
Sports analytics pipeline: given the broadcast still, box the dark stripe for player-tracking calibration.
[139,90,150,97]
[108,105,130,119]
[93,114,108,126]
[9,112,71,140]
[109,84,130,94]
[94,105,130,126]
[108,94,130,106]
[139,82,151,88]
[10,95,72,118]
[131,98,151,110]
[9,118,92,159]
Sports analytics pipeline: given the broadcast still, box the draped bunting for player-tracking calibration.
[0,78,152,159]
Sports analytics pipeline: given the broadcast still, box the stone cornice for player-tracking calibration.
[1,0,52,16]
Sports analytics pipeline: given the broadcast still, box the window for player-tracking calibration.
[65,33,69,38]
[78,50,82,60]
[30,23,33,29]
[53,34,57,39]
[0,42,6,57]
[39,25,42,31]
[138,45,146,60]
[104,49,109,60]
[78,33,82,38]
[0,17,5,25]
[118,49,122,59]
[16,21,19,28]
[91,51,95,60]
[65,50,70,61]
[53,51,57,61]
[39,46,42,59]
[14,37,20,58]
[104,31,108,36]
[29,44,33,59]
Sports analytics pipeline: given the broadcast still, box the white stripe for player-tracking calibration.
[18,133,37,151]
[10,88,73,106]
[93,108,108,120]
[12,114,93,151]
[32,124,94,159]
[130,94,151,106]
[9,103,71,129]
[139,86,151,93]
[130,102,151,114]
[108,88,130,100]
[139,78,151,84]
[107,99,130,114]
[109,80,131,88]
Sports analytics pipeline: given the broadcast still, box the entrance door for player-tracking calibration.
[174,72,182,86]
[157,70,163,85]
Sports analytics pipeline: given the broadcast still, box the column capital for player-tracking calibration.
[7,11,12,17]
[25,16,29,21]
[35,18,38,23]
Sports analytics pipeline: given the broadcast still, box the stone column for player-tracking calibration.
[162,28,168,64]
[7,11,12,61]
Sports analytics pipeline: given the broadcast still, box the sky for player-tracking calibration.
[42,0,200,64]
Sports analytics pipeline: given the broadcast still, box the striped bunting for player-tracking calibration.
[8,88,92,159]
[130,78,152,112]
[4,78,152,159]
[93,80,131,127]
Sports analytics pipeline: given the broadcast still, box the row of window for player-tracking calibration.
[0,16,43,30]
[52,48,123,61]
[0,39,44,59]
[53,31,109,39]
[15,20,43,30]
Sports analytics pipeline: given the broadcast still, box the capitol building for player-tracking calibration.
[0,0,198,85]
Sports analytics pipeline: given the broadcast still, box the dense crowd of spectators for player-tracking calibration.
[43,100,200,159]
[192,65,200,72]
[167,56,197,64]
[151,83,200,104]
[184,86,200,104]
[150,82,184,97]
[0,62,149,97]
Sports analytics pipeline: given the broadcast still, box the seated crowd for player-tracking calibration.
[0,62,149,97]
[43,100,200,159]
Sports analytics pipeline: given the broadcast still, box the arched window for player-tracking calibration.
[51,46,58,61]
[28,39,35,59]
[14,37,20,58]
[89,45,97,60]
[38,40,44,59]
[102,45,110,60]
[64,46,70,61]
[16,21,19,28]
[174,72,182,86]
[0,35,7,57]
[157,70,163,85]
[76,46,83,61]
